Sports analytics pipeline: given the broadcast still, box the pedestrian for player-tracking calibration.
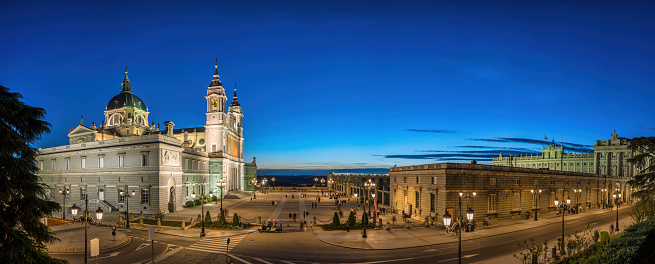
[272,201,274,206]
[346,220,350,232]
[286,194,288,198]
[300,220,304,231]
[306,211,309,218]
[289,212,292,221]
[293,212,297,221]
[318,197,321,203]
[303,211,306,219]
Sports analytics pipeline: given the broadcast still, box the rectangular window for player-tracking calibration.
[186,186,189,197]
[81,157,86,168]
[514,179,520,185]
[65,186,70,199]
[403,177,407,183]
[141,153,148,166]
[98,157,104,168]
[212,144,217,153]
[80,187,86,200]
[431,177,437,184]
[488,194,497,213]
[51,187,55,199]
[51,161,55,170]
[490,178,496,186]
[430,193,436,212]
[119,155,124,167]
[118,188,125,203]
[416,176,419,184]
[513,193,521,210]
[141,188,149,204]
[415,191,420,209]
[65,159,70,170]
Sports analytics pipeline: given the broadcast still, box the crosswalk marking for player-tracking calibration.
[186,235,245,253]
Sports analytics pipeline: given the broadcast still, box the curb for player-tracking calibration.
[311,208,631,250]
[47,234,131,254]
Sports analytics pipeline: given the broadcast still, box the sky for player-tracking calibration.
[2,1,655,173]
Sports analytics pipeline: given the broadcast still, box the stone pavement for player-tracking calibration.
[52,189,633,264]
[47,225,129,253]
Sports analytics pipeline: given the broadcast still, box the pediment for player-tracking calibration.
[68,125,95,136]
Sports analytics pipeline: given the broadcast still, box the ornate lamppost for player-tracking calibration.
[119,189,136,228]
[458,192,476,264]
[271,177,276,189]
[71,201,103,263]
[613,192,621,231]
[531,189,542,220]
[362,179,376,238]
[217,179,226,213]
[554,194,571,255]
[191,185,207,237]
[58,188,70,219]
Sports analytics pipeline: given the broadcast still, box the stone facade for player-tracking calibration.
[492,131,634,177]
[327,173,391,206]
[37,63,254,216]
[389,162,630,225]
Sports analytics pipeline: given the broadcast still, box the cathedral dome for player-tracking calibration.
[106,91,147,111]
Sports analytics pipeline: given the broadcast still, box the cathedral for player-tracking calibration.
[36,63,256,216]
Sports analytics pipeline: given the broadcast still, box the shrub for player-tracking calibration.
[212,195,218,202]
[218,209,226,225]
[348,211,356,226]
[233,213,240,225]
[185,201,195,207]
[332,212,340,225]
[205,211,212,225]
[194,199,201,206]
[155,210,165,221]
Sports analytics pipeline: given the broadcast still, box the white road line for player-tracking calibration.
[231,254,254,264]
[253,257,275,264]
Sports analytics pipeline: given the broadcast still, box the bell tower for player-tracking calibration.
[205,60,227,153]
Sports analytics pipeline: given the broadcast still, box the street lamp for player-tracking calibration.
[362,179,376,238]
[531,189,542,221]
[314,177,318,189]
[272,177,276,189]
[119,189,136,228]
[328,179,334,194]
[443,210,452,227]
[613,193,621,231]
[458,192,476,264]
[192,183,208,237]
[321,178,325,186]
[59,188,70,219]
[554,193,571,256]
[601,188,608,209]
[217,179,226,214]
[354,193,358,205]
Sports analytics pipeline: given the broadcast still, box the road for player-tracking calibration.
[50,190,631,264]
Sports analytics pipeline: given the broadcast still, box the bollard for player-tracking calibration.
[139,218,143,224]
[552,246,557,260]
[119,215,123,225]
[181,220,185,229]
[257,216,261,225]
[156,218,161,227]
[129,213,134,221]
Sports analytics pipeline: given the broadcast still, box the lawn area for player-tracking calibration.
[131,219,190,228]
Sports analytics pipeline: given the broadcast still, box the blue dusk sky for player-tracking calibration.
[2,1,654,173]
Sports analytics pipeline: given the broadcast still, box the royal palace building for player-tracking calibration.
[36,63,256,216]
[492,131,635,177]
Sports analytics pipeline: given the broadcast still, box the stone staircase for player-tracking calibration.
[99,200,119,212]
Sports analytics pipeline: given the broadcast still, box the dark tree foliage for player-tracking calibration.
[627,137,655,221]
[0,85,67,263]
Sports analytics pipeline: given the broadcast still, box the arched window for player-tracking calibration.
[108,113,124,126]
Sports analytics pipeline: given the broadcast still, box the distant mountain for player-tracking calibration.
[257,168,390,176]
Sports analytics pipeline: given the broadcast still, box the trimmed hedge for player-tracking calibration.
[554,219,655,264]
[321,222,375,230]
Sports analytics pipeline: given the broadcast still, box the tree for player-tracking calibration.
[0,85,67,263]
[348,211,356,227]
[332,212,340,225]
[205,211,211,225]
[232,213,240,225]
[627,137,655,221]
[218,209,226,225]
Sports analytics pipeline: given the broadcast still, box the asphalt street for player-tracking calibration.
[50,190,632,264]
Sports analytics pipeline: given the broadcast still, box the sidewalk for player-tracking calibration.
[311,205,633,250]
[47,225,129,253]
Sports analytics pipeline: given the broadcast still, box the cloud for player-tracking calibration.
[468,137,593,153]
[639,126,655,132]
[405,129,458,133]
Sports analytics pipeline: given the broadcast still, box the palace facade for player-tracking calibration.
[492,131,635,177]
[36,63,256,216]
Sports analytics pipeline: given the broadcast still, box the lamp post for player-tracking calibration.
[458,192,476,264]
[271,177,275,189]
[191,185,207,237]
[613,192,621,231]
[531,189,542,221]
[314,177,318,189]
[217,179,226,213]
[362,179,376,238]
[321,178,325,187]
[59,188,69,219]
[119,189,136,228]
[328,179,333,194]
[573,189,582,213]
[601,188,607,209]
[554,194,571,255]
[354,193,358,205]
